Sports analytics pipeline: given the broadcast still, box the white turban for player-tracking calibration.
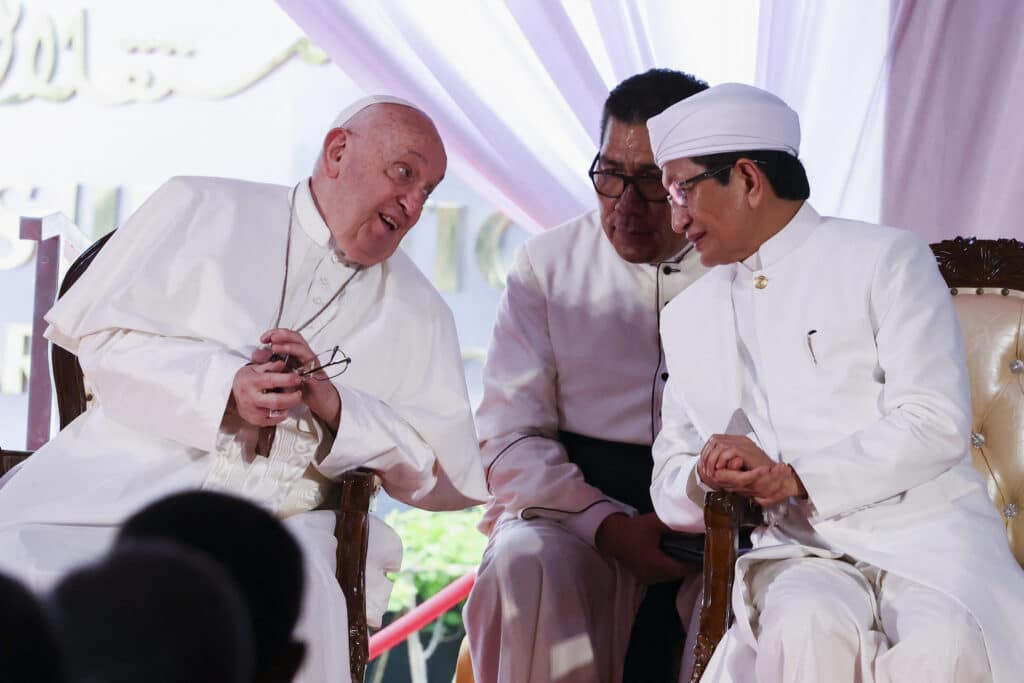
[329,94,423,129]
[647,83,800,167]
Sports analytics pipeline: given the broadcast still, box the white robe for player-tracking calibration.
[652,203,1024,683]
[0,176,487,682]
[466,211,706,682]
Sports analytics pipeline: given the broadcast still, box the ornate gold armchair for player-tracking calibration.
[0,231,380,683]
[690,237,1024,681]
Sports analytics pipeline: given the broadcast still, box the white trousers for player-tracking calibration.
[283,512,352,683]
[464,518,649,683]
[709,556,992,683]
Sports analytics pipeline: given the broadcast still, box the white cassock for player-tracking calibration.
[465,211,707,682]
[0,176,487,683]
[652,203,1024,683]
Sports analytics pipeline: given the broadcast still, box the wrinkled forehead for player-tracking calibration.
[350,104,445,169]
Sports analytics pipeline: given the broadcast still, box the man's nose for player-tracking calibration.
[614,184,645,214]
[670,205,691,235]
[398,190,426,218]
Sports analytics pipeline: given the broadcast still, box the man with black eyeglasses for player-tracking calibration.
[465,69,709,682]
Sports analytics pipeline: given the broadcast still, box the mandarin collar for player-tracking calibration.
[294,178,332,248]
[739,202,819,273]
[294,179,364,268]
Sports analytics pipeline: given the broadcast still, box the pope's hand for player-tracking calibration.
[257,328,342,431]
[595,512,698,585]
[228,358,303,427]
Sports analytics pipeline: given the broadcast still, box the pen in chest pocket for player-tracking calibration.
[806,329,818,365]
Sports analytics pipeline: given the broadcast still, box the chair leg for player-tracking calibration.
[333,469,378,683]
[690,491,740,682]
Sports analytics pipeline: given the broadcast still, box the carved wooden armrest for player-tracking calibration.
[0,448,33,478]
[323,468,381,683]
[690,491,762,682]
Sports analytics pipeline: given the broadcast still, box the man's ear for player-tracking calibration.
[736,158,765,208]
[321,128,350,178]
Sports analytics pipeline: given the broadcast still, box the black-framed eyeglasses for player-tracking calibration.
[297,346,352,381]
[588,154,668,203]
[667,165,733,208]
[667,160,767,208]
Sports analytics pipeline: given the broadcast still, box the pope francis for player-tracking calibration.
[0,96,487,682]
[647,83,1024,682]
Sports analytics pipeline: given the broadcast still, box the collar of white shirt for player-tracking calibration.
[294,178,364,269]
[294,178,332,247]
[740,201,819,273]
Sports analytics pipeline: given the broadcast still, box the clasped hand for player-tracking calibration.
[228,328,342,430]
[697,434,806,507]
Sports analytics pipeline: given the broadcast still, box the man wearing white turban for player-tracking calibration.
[647,83,1024,682]
[0,96,488,683]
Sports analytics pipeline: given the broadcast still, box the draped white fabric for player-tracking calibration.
[881,0,1024,241]
[274,0,758,232]
[277,0,1023,240]
[755,0,891,223]
[759,0,1024,240]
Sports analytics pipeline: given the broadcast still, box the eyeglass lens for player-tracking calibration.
[590,172,667,201]
[299,347,352,380]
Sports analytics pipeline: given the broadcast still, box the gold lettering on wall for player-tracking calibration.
[460,348,487,365]
[0,2,329,105]
[0,183,118,272]
[0,184,78,271]
[429,202,462,293]
[0,323,31,394]
[0,206,34,270]
[475,212,513,290]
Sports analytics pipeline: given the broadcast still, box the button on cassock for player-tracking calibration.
[754,274,769,290]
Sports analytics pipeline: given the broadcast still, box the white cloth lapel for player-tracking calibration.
[666,266,743,440]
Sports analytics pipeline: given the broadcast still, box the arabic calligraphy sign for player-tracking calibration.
[0,1,329,105]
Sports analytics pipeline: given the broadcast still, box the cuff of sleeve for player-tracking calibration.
[320,384,402,475]
[786,456,836,520]
[687,462,715,506]
[328,384,365,463]
[195,352,248,453]
[561,500,633,548]
[318,384,436,501]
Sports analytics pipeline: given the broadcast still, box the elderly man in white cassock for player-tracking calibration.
[0,96,487,683]
[464,69,710,683]
[647,83,1024,682]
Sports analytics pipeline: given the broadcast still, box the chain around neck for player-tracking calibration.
[273,184,363,333]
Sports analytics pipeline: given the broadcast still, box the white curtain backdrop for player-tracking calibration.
[882,0,1024,241]
[275,0,758,232]
[277,0,1024,240]
[756,0,891,223]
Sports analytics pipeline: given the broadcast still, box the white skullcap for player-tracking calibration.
[647,83,800,167]
[329,94,423,129]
